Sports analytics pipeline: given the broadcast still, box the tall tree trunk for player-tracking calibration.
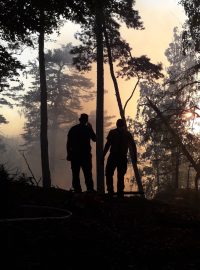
[38,12,51,188]
[95,2,104,193]
[171,148,179,189]
[187,165,190,189]
[174,148,179,189]
[103,23,144,196]
[154,152,160,191]
[194,160,200,191]
[49,119,58,174]
[156,162,160,191]
[194,173,199,191]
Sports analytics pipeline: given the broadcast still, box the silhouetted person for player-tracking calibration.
[103,119,137,197]
[67,113,96,192]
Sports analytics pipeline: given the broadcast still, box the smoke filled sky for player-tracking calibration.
[1,0,186,137]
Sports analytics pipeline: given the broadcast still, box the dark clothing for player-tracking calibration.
[67,123,96,161]
[106,155,127,195]
[67,123,96,192]
[104,128,137,195]
[106,128,137,160]
[71,154,94,192]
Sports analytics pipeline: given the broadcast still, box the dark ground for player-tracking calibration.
[3,180,200,270]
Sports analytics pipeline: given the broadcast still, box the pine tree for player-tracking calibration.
[21,44,94,181]
[0,0,87,187]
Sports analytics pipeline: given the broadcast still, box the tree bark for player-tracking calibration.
[154,153,160,191]
[187,165,190,189]
[174,149,179,189]
[38,11,51,188]
[95,2,105,193]
[194,173,199,191]
[49,118,58,175]
[171,148,179,189]
[103,22,144,196]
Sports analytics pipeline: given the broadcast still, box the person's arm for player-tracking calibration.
[103,141,111,158]
[87,122,96,142]
[103,131,112,158]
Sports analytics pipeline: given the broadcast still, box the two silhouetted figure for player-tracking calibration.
[67,113,96,192]
[67,115,137,196]
[103,119,137,197]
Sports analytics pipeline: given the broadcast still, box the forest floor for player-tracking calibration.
[3,180,200,270]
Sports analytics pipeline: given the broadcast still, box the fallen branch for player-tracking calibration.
[20,151,40,186]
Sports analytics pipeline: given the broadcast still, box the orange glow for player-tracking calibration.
[183,110,200,134]
[0,0,186,137]
[183,112,194,119]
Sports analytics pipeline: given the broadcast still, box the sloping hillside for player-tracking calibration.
[3,180,200,269]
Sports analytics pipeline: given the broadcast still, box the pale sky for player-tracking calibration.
[1,0,186,137]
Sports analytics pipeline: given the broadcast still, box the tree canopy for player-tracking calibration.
[133,27,200,195]
[180,0,200,52]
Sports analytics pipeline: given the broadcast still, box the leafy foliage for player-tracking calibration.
[0,44,24,132]
[21,44,94,147]
[0,0,86,44]
[0,45,23,91]
[0,163,39,188]
[71,0,143,71]
[0,0,93,187]
[179,2,200,78]
[180,0,200,52]
[117,55,163,81]
[132,27,200,196]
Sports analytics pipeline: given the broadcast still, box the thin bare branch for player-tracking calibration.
[124,78,140,115]
[20,151,39,186]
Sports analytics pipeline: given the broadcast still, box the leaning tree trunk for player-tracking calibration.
[95,2,105,193]
[147,97,200,178]
[103,22,144,196]
[38,11,51,188]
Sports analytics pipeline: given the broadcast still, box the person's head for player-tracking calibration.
[116,119,125,129]
[79,113,89,125]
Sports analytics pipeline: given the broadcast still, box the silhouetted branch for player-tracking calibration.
[146,96,200,175]
[166,80,199,95]
[124,78,140,115]
[103,20,125,119]
[20,151,40,186]
[103,20,144,196]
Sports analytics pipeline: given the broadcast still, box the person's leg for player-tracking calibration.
[117,157,127,197]
[71,160,82,192]
[81,154,94,191]
[105,155,117,195]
